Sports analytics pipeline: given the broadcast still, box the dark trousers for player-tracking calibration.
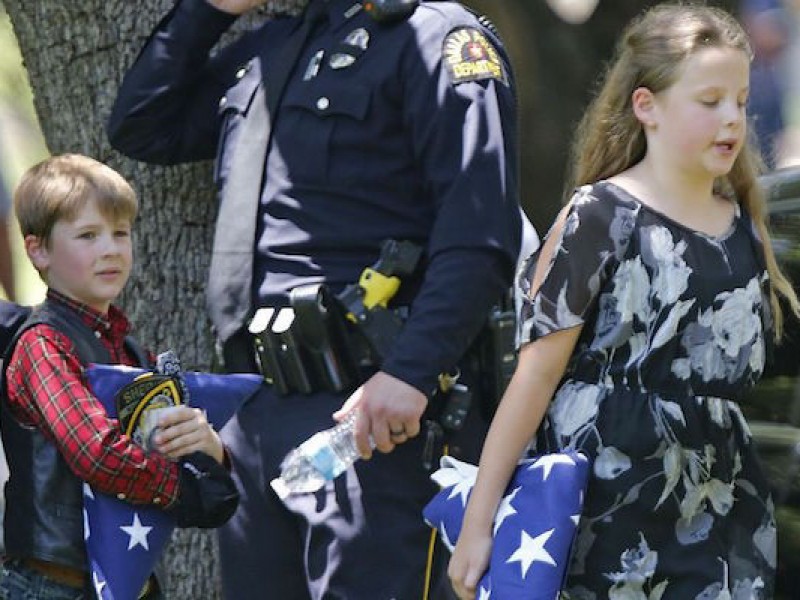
[217,385,455,600]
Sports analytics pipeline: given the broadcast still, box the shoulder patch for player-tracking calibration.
[443,27,505,85]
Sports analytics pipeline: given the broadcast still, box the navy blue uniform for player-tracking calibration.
[108,1,521,597]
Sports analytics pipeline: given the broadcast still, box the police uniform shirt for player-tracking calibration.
[108,0,521,395]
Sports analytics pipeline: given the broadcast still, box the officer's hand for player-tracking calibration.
[206,0,267,15]
[333,371,427,458]
[152,406,225,465]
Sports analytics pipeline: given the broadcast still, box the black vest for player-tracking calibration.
[0,300,147,569]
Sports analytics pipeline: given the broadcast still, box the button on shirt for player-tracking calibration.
[5,290,179,506]
[108,0,522,394]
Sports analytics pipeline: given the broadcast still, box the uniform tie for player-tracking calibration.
[207,2,330,343]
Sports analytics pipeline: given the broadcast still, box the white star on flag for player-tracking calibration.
[120,513,153,551]
[424,451,590,597]
[493,486,520,534]
[506,528,556,578]
[531,453,576,481]
[447,476,473,507]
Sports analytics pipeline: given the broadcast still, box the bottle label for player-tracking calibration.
[304,433,340,480]
[313,446,339,480]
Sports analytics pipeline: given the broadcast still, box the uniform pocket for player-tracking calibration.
[277,82,372,183]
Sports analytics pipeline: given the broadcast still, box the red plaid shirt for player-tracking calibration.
[5,290,179,507]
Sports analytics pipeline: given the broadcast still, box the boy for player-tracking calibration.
[0,154,234,599]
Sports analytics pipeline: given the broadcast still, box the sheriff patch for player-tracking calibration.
[443,27,505,85]
[115,373,184,448]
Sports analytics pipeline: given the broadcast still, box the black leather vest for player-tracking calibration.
[0,300,147,569]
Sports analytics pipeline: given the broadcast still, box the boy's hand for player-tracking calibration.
[152,406,225,464]
[206,0,268,15]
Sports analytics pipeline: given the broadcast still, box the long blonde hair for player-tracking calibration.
[566,2,800,339]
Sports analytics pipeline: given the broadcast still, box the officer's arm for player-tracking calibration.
[382,250,511,395]
[107,0,252,164]
[381,17,522,396]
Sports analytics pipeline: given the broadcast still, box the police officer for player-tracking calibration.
[107,0,522,597]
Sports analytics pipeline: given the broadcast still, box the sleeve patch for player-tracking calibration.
[443,27,506,85]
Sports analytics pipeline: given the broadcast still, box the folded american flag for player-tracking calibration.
[423,451,589,599]
[85,363,261,600]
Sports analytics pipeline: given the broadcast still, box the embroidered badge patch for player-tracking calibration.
[115,373,184,448]
[443,27,505,85]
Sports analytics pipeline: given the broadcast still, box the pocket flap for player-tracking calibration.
[283,82,371,120]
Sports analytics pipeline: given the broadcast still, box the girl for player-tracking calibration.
[448,4,800,599]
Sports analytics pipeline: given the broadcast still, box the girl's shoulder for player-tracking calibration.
[537,182,642,265]
[562,181,642,234]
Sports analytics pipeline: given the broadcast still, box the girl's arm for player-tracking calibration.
[447,324,581,600]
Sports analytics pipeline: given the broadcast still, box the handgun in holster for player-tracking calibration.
[248,240,423,396]
[336,239,423,361]
[336,239,477,468]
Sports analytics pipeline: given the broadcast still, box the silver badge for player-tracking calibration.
[329,53,357,70]
[344,27,370,51]
[344,3,362,19]
[303,49,325,81]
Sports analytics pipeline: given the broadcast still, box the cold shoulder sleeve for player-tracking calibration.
[517,184,639,346]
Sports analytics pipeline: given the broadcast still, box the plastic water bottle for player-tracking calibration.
[270,412,363,499]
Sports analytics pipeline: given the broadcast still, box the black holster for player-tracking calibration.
[249,284,361,395]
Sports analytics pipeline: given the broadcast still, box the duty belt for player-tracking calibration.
[249,284,381,395]
[248,240,422,396]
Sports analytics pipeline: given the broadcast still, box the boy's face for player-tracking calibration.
[27,198,133,313]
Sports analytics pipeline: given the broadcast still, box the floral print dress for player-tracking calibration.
[518,181,775,600]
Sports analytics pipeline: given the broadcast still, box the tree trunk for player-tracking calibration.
[1,1,739,597]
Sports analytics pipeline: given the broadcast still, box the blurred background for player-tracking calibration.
[0,2,47,305]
